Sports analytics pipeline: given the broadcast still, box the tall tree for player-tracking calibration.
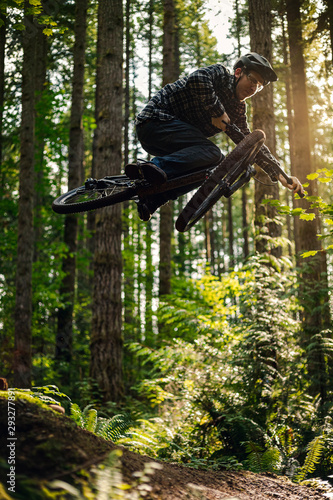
[285,0,331,400]
[159,0,179,296]
[56,0,88,364]
[248,0,281,256]
[235,0,250,260]
[0,3,6,164]
[90,0,124,402]
[33,17,47,265]
[14,2,36,387]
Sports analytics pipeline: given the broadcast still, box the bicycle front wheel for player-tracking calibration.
[175,130,265,232]
[52,175,136,214]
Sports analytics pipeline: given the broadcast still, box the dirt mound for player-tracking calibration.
[0,397,329,499]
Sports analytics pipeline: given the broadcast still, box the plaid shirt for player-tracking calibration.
[136,64,279,181]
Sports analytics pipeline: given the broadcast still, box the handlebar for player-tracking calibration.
[223,121,305,198]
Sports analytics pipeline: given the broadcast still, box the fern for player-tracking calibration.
[96,413,132,442]
[245,441,264,472]
[83,406,98,433]
[69,403,133,443]
[70,403,85,428]
[261,447,282,473]
[31,385,71,410]
[245,442,282,473]
[294,435,325,483]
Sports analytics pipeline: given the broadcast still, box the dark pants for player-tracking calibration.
[136,119,223,200]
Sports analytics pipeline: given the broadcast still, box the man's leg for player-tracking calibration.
[132,119,223,220]
[136,119,223,178]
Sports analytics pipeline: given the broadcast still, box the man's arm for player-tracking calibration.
[212,111,304,194]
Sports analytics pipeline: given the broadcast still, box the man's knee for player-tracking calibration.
[207,143,223,165]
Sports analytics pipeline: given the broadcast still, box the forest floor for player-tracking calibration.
[0,396,331,500]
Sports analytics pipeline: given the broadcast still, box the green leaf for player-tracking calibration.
[12,23,25,30]
[262,199,280,206]
[277,205,292,214]
[294,435,325,483]
[291,208,305,216]
[299,213,316,221]
[307,173,319,180]
[84,408,98,433]
[306,195,322,203]
[318,177,331,183]
[301,250,318,258]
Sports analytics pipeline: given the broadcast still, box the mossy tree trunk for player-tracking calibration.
[90,0,124,402]
[249,0,281,257]
[14,3,36,388]
[285,0,331,401]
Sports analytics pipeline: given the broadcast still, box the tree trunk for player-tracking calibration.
[285,0,319,254]
[123,0,135,331]
[249,0,281,257]
[247,0,281,408]
[280,13,294,257]
[234,0,250,260]
[159,0,178,297]
[90,0,124,402]
[33,20,47,265]
[56,0,87,364]
[0,5,6,164]
[14,5,36,388]
[286,0,331,400]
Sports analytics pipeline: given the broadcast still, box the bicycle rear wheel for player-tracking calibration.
[52,175,136,214]
[175,130,265,232]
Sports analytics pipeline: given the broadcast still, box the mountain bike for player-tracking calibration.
[52,123,300,232]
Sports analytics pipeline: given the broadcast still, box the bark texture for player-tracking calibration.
[249,0,281,256]
[90,0,124,402]
[14,6,36,388]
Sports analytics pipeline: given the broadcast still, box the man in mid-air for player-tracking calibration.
[125,52,304,221]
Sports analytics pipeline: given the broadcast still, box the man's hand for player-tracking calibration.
[279,174,304,195]
[211,112,230,131]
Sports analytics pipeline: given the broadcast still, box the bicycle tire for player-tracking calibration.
[175,130,266,232]
[52,175,136,214]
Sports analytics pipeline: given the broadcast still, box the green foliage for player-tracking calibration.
[2,0,333,489]
[96,414,133,441]
[70,402,85,428]
[262,167,333,256]
[294,435,325,483]
[1,449,163,500]
[244,442,282,473]
[69,401,134,444]
[2,0,67,35]
[124,256,333,480]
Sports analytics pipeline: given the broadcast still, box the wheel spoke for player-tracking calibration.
[63,184,126,205]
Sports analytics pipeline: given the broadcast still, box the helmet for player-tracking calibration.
[233,52,278,86]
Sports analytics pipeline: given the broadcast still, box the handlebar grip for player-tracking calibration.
[223,122,306,198]
[286,175,305,198]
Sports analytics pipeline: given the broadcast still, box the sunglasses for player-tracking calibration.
[244,71,264,91]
